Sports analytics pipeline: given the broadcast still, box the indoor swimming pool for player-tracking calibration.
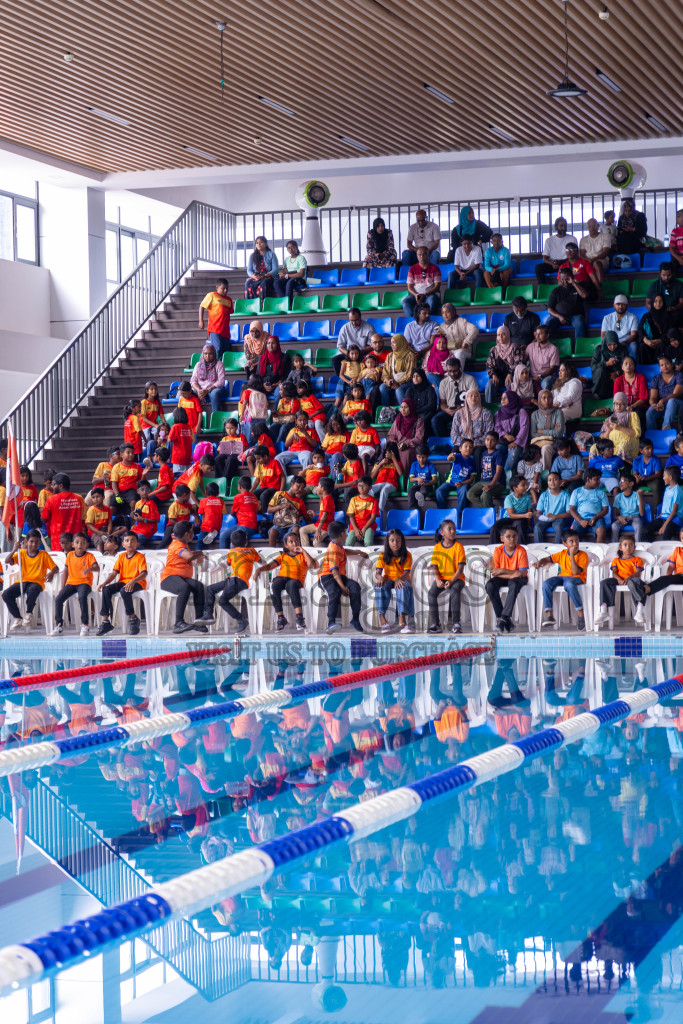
[2,649,683,1023]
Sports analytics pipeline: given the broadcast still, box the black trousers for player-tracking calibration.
[271,576,304,613]
[485,577,526,620]
[319,574,361,625]
[647,573,683,598]
[55,583,91,626]
[428,578,465,625]
[160,576,205,622]
[253,487,277,514]
[101,581,143,618]
[489,519,530,545]
[3,581,42,619]
[207,577,248,620]
[648,517,680,540]
[600,576,646,607]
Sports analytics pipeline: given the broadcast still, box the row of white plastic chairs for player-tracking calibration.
[1,542,682,637]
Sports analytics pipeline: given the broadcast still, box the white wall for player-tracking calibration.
[0,257,50,335]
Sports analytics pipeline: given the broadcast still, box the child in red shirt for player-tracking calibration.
[296,382,326,443]
[277,411,318,475]
[169,407,194,472]
[253,445,286,514]
[178,382,204,436]
[303,450,330,492]
[147,447,174,502]
[245,421,277,476]
[123,399,144,457]
[197,482,226,550]
[335,443,364,501]
[300,476,336,547]
[223,476,259,547]
[131,481,161,545]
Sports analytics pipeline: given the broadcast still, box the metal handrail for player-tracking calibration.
[2,199,237,464]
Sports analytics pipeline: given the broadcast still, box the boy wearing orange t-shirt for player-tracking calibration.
[198,277,234,357]
[197,529,262,634]
[318,521,368,634]
[3,530,58,630]
[537,530,588,631]
[160,522,210,634]
[485,524,529,633]
[98,531,148,636]
[52,532,100,636]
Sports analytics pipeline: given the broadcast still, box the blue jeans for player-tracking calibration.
[542,574,584,611]
[485,377,503,404]
[196,529,220,551]
[533,518,569,544]
[401,249,440,266]
[436,479,468,512]
[375,581,415,617]
[426,372,442,391]
[500,443,522,475]
[447,268,484,290]
[276,450,313,473]
[380,383,410,406]
[219,524,256,548]
[401,293,440,317]
[547,313,585,339]
[208,332,231,357]
[208,386,229,413]
[646,399,683,430]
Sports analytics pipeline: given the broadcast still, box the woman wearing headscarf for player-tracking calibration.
[660,327,683,369]
[380,334,417,406]
[245,236,279,300]
[404,369,438,434]
[387,398,425,475]
[509,364,536,410]
[424,333,450,388]
[434,303,479,369]
[494,389,530,473]
[364,217,397,268]
[616,198,647,256]
[450,387,494,463]
[591,331,627,398]
[593,391,641,460]
[638,294,673,364]
[258,336,291,404]
[244,319,268,374]
[552,363,583,422]
[446,205,492,260]
[530,389,565,469]
[484,325,526,403]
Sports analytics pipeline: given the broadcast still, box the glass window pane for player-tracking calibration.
[106,228,119,282]
[0,194,12,261]
[120,231,135,279]
[135,236,150,261]
[15,203,36,262]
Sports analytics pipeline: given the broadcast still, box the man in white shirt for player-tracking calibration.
[402,209,442,266]
[580,219,612,283]
[333,306,374,374]
[432,358,478,435]
[448,238,484,290]
[535,217,578,284]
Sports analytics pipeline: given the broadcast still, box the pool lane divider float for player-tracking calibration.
[0,647,489,777]
[1,671,681,991]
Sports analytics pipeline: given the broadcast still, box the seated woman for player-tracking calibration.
[530,389,565,470]
[591,331,627,399]
[613,356,648,418]
[243,319,268,375]
[591,391,641,461]
[364,217,397,268]
[484,325,526,404]
[424,333,450,388]
[379,334,417,407]
[258,336,291,406]
[638,295,673,364]
[509,364,536,410]
[435,302,479,369]
[450,386,495,462]
[404,369,437,435]
[274,240,307,301]
[245,236,278,300]
[387,398,425,476]
[494,389,530,474]
[551,362,584,423]
[446,205,492,261]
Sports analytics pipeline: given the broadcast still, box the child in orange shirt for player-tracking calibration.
[123,399,144,458]
[303,450,330,493]
[254,531,319,632]
[485,523,529,633]
[3,530,58,630]
[98,531,148,636]
[52,531,100,636]
[300,476,336,547]
[131,481,161,546]
[595,533,646,628]
[140,381,163,451]
[85,488,115,551]
[197,529,262,634]
[428,519,466,634]
[178,381,204,437]
[161,483,196,547]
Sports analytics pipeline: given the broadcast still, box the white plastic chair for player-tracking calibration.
[202,553,262,636]
[651,556,683,632]
[484,552,538,631]
[593,548,656,631]
[534,550,600,632]
[4,569,56,634]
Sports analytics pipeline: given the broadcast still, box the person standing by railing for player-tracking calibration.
[198,277,234,358]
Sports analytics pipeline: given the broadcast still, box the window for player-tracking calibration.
[0,186,39,264]
[106,219,159,290]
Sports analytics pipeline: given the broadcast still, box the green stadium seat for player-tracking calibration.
[600,279,629,300]
[208,411,231,432]
[183,352,201,374]
[630,277,656,300]
[574,336,596,358]
[234,298,260,316]
[505,284,534,303]
[229,476,242,497]
[322,292,350,312]
[472,286,502,305]
[475,338,496,360]
[289,348,312,363]
[222,351,244,372]
[315,348,335,369]
[443,288,472,306]
[381,290,408,310]
[291,294,320,314]
[535,284,554,303]
[203,477,228,497]
[261,296,289,316]
[583,396,613,417]
[555,337,572,359]
[352,291,380,311]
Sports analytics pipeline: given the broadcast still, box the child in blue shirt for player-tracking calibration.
[611,472,645,542]
[533,471,571,543]
[408,444,437,510]
[569,468,609,541]
[632,438,663,504]
[588,439,625,496]
[490,475,533,544]
[551,439,584,491]
[648,465,683,540]
[437,438,476,511]
[467,431,505,508]
[665,435,683,472]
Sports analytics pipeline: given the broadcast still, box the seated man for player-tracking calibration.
[547,267,587,340]
[447,237,484,290]
[580,218,612,283]
[483,233,512,290]
[431,358,478,436]
[558,242,600,302]
[503,296,541,348]
[525,324,560,391]
[535,217,578,284]
[401,209,441,266]
[600,295,638,359]
[646,262,683,325]
[402,247,442,317]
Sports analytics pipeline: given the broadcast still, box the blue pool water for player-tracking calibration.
[2,651,683,1022]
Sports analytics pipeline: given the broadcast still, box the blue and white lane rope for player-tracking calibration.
[0,646,489,778]
[0,676,681,991]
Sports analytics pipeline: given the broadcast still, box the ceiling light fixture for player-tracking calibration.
[595,68,621,92]
[338,134,370,152]
[645,113,667,132]
[258,96,295,115]
[598,4,610,19]
[64,52,74,62]
[183,145,219,162]
[423,84,454,105]
[87,107,130,127]
[548,0,587,98]
[216,21,226,104]
[488,125,517,142]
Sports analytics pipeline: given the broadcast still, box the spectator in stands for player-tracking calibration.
[645,262,683,322]
[525,324,560,392]
[387,398,425,476]
[434,303,478,368]
[569,468,608,542]
[580,219,612,283]
[616,198,647,256]
[41,473,85,551]
[364,217,397,268]
[535,217,578,284]
[243,320,268,374]
[504,296,541,348]
[253,444,286,513]
[638,294,673,362]
[318,521,368,634]
[334,345,364,409]
[603,209,617,246]
[403,248,442,317]
[160,522,210,634]
[432,359,477,436]
[380,334,417,406]
[334,307,374,376]
[538,532,589,628]
[404,369,437,432]
[447,238,484,291]
[668,209,683,276]
[374,529,414,633]
[198,277,234,357]
[646,355,683,430]
[427,518,466,634]
[533,474,571,543]
[484,325,526,403]
[274,240,307,301]
[614,356,649,417]
[451,388,494,459]
[483,233,512,291]
[508,364,535,409]
[190,344,228,414]
[277,411,318,473]
[424,333,449,388]
[551,362,583,422]
[437,438,475,511]
[485,524,529,633]
[245,236,278,300]
[446,205,492,260]
[259,336,291,405]
[370,441,403,517]
[495,390,530,474]
[558,242,600,301]
[596,392,642,460]
[547,267,587,340]
[648,465,683,540]
[402,210,441,266]
[601,295,639,358]
[591,331,626,399]
[404,301,440,353]
[551,438,584,490]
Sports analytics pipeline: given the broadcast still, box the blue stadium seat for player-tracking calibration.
[310,375,324,395]
[230,324,239,341]
[271,321,300,341]
[439,262,455,278]
[539,310,554,325]
[645,429,676,454]
[334,510,347,523]
[641,252,666,272]
[457,312,486,331]
[366,316,392,335]
[340,268,368,287]
[321,376,340,399]
[458,507,496,535]
[418,507,458,536]
[231,378,247,398]
[469,370,488,391]
[152,514,167,542]
[620,504,653,533]
[629,305,647,322]
[242,321,269,337]
[382,509,420,536]
[368,267,397,284]
[636,363,660,384]
[488,311,507,331]
[431,314,444,325]
[162,381,180,405]
[427,436,452,454]
[306,268,340,288]
[518,258,538,277]
[330,319,347,338]
[398,265,411,282]
[300,319,331,340]
[395,316,410,334]
[221,513,237,532]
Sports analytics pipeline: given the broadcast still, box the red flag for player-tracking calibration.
[2,424,21,530]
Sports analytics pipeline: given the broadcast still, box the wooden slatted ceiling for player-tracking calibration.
[0,0,680,174]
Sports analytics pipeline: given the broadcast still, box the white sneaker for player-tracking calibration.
[594,609,610,629]
[401,623,415,634]
[415,491,425,508]
[80,625,89,637]
[21,614,32,627]
[203,530,218,544]
[633,604,645,625]
[9,618,22,631]
[49,624,64,636]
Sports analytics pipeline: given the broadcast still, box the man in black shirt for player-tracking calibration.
[646,262,683,325]
[547,268,588,339]
[503,297,541,347]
